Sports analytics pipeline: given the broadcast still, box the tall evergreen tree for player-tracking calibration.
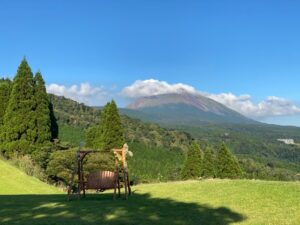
[216,143,242,179]
[181,142,203,180]
[91,100,124,150]
[0,79,12,126]
[49,101,58,139]
[33,72,52,143]
[2,58,36,145]
[202,147,215,178]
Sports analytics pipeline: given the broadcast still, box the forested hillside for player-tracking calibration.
[49,94,192,152]
[49,94,300,181]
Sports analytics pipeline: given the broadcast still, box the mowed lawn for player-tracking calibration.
[0,160,299,225]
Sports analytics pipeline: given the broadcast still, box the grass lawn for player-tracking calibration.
[0,160,299,225]
[0,159,61,195]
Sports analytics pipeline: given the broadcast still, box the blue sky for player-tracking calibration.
[1,0,300,126]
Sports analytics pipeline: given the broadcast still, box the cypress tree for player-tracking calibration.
[202,147,215,178]
[181,142,203,180]
[0,79,12,126]
[92,100,124,150]
[3,58,36,146]
[33,72,52,143]
[216,143,242,179]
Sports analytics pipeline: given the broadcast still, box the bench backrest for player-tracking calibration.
[86,171,116,190]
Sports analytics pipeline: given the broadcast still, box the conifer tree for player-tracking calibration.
[0,79,12,125]
[33,72,52,143]
[181,142,203,180]
[202,147,215,178]
[216,143,242,179]
[92,100,124,150]
[3,58,36,145]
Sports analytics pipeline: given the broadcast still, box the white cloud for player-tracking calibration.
[121,79,300,119]
[121,79,197,98]
[46,82,108,106]
[207,93,300,118]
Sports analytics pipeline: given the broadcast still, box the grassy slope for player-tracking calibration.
[0,159,61,195]
[0,164,299,225]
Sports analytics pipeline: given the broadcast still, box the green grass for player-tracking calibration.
[0,159,61,195]
[0,159,299,225]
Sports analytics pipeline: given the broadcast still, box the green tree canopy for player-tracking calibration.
[0,78,12,126]
[216,143,242,179]
[91,100,125,150]
[2,58,36,146]
[202,147,215,178]
[181,142,203,180]
[0,59,57,156]
[33,72,52,143]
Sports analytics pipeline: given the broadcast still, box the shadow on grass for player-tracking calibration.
[0,193,246,225]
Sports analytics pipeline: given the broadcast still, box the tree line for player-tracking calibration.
[182,142,242,179]
[0,58,58,162]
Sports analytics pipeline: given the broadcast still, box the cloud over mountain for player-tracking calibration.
[121,79,197,98]
[46,82,108,105]
[122,79,300,119]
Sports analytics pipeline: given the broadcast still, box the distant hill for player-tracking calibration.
[124,93,257,125]
[49,94,192,152]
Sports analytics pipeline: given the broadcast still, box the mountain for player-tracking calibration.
[124,93,257,125]
[122,93,300,180]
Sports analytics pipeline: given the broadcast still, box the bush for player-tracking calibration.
[10,154,46,181]
[47,149,115,185]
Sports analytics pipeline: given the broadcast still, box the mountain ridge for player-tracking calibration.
[125,92,258,125]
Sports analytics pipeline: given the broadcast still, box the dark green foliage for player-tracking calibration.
[49,102,58,139]
[96,100,124,150]
[46,148,115,184]
[0,60,56,158]
[46,149,77,184]
[216,143,242,179]
[2,59,36,151]
[87,100,125,150]
[202,147,215,178]
[181,142,203,180]
[0,78,12,125]
[33,72,52,143]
